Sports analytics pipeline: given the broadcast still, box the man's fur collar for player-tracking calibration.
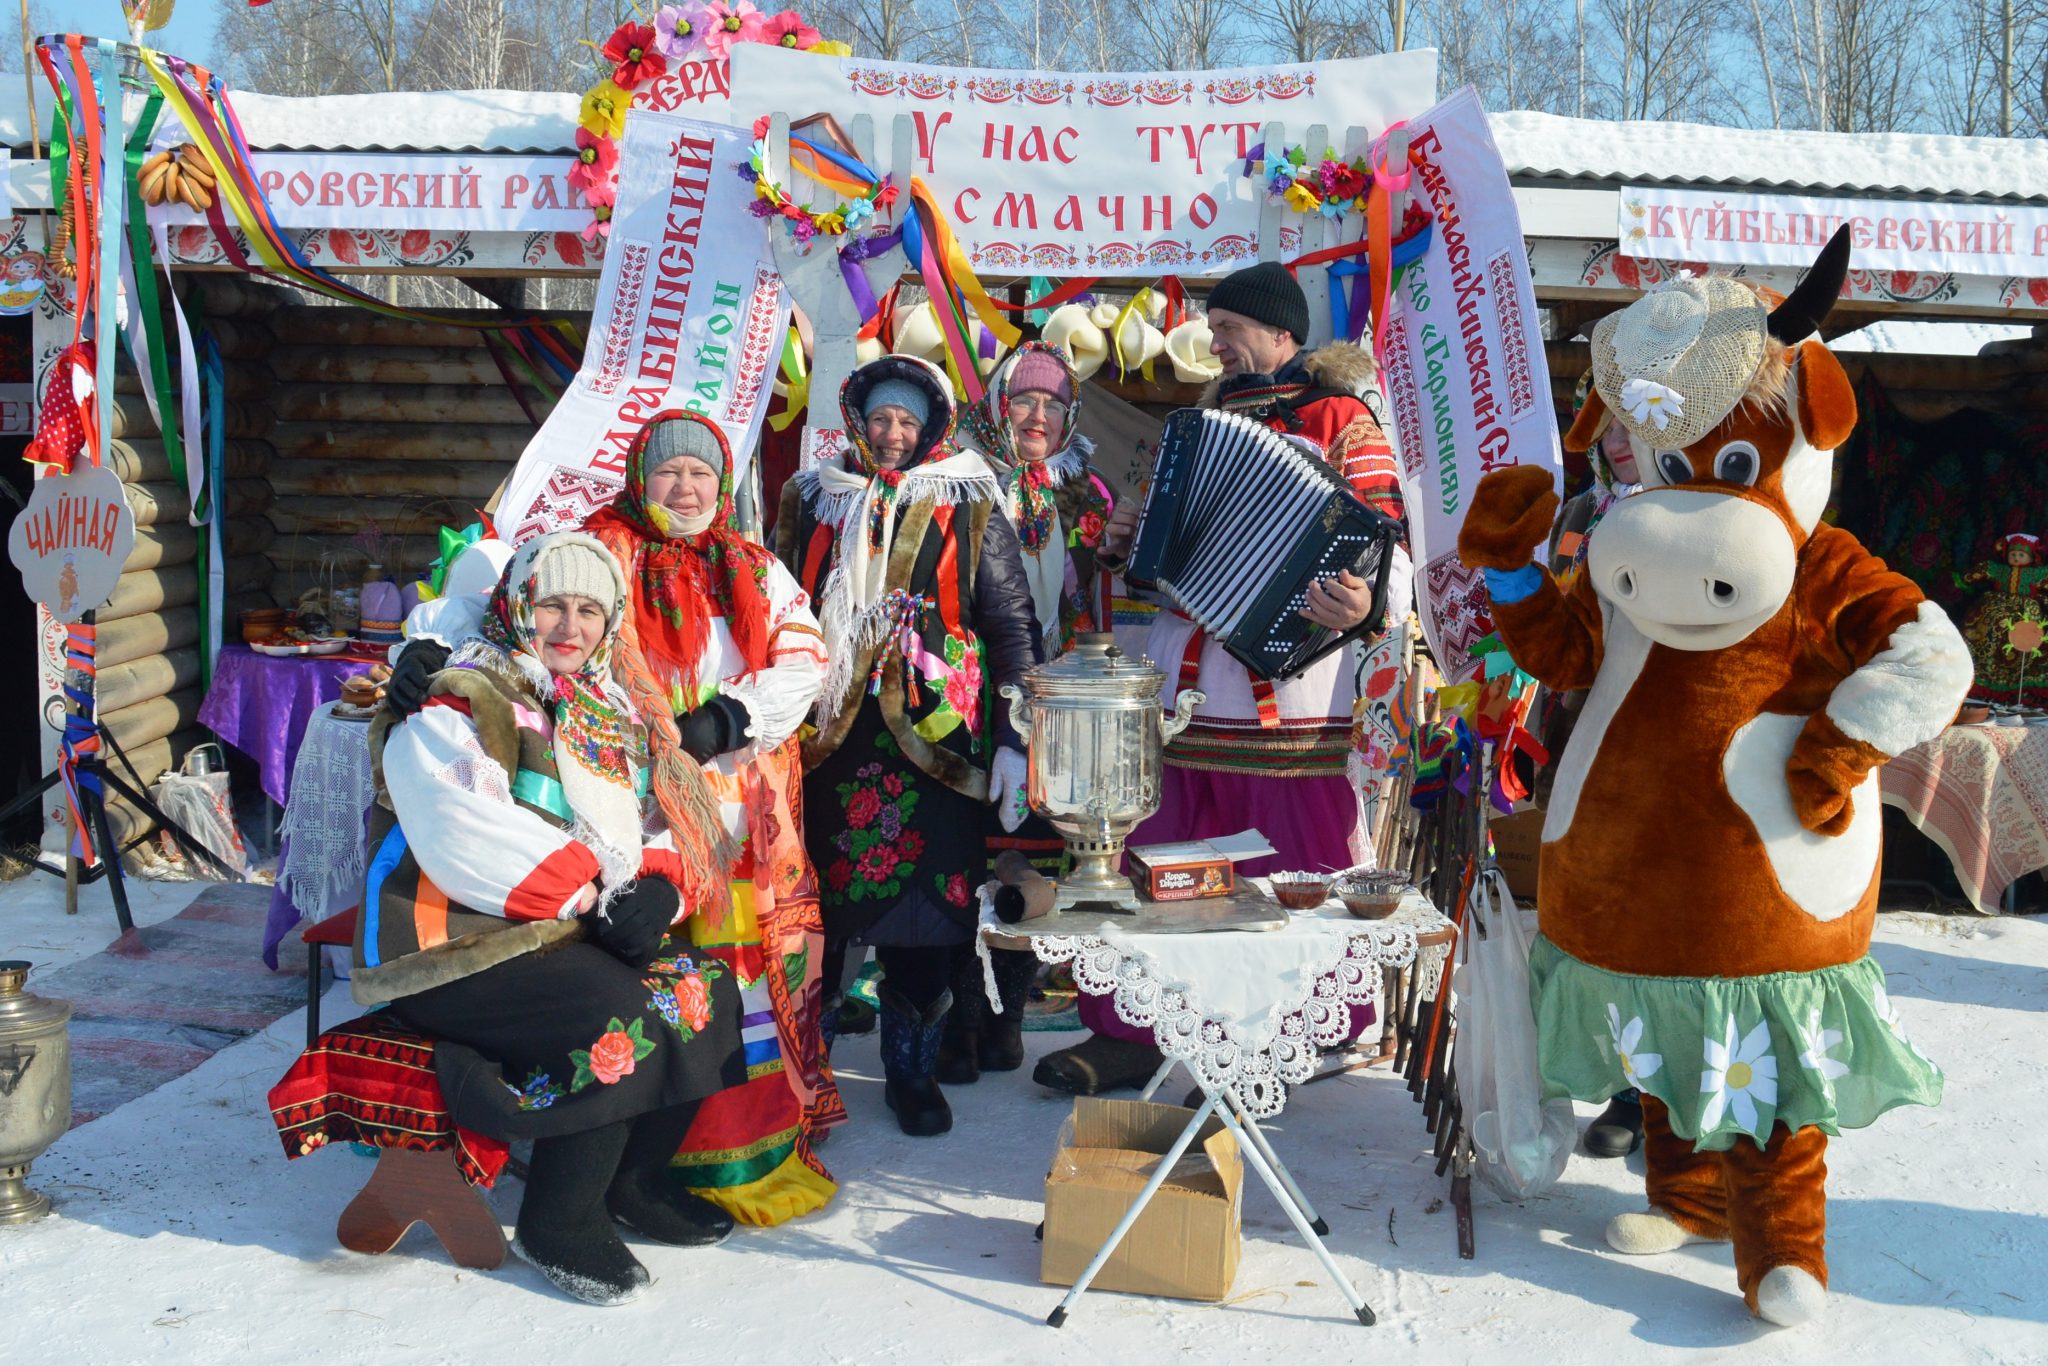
[1199,340,1379,408]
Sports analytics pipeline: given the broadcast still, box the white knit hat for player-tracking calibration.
[524,532,627,629]
[1589,275,1769,450]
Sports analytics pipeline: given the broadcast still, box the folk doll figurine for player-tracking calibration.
[1956,531,2048,697]
[1457,228,1973,1326]
[774,354,1043,1138]
[952,340,1120,1082]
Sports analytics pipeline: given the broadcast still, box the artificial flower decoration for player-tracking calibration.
[602,20,667,87]
[808,38,852,55]
[578,81,629,140]
[701,0,765,58]
[569,126,619,195]
[761,9,820,48]
[580,188,616,244]
[1254,144,1380,219]
[653,2,712,59]
[813,209,847,234]
[1282,181,1322,214]
[1620,375,1686,432]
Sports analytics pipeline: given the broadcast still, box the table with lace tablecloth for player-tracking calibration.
[1880,722,2048,913]
[983,888,1451,1328]
[262,703,378,968]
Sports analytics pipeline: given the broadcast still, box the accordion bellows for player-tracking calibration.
[1126,408,1400,680]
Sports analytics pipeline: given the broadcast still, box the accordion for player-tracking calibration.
[1125,407,1401,680]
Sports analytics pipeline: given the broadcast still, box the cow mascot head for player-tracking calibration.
[1458,228,1973,1327]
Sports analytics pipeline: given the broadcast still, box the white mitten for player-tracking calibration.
[990,747,1031,834]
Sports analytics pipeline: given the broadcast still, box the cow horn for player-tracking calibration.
[1767,224,1852,343]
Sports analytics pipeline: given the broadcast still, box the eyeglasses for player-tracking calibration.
[1008,394,1069,420]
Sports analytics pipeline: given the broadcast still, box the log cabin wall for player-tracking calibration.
[261,307,573,599]
[94,273,284,845]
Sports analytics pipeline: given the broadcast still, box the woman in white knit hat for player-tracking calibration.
[356,531,746,1306]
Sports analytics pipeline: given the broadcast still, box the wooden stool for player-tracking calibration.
[270,1014,516,1271]
[337,1146,507,1269]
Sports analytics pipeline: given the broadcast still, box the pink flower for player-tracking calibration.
[672,972,711,1033]
[580,187,615,244]
[587,1029,639,1085]
[654,3,712,59]
[942,647,983,732]
[568,127,618,195]
[701,0,765,57]
[760,9,821,48]
[601,21,667,88]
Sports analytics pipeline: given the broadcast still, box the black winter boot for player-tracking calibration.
[936,953,984,1086]
[512,1122,648,1306]
[1033,1032,1165,1096]
[1584,1089,1644,1158]
[879,984,954,1137]
[977,948,1035,1073]
[605,1102,735,1247]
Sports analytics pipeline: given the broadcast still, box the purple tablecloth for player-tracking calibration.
[197,645,379,807]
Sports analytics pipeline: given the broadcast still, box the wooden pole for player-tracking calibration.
[18,4,39,160]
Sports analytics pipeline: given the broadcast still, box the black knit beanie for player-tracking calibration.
[1205,261,1309,344]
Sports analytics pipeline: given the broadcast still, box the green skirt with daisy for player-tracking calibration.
[1528,935,1943,1153]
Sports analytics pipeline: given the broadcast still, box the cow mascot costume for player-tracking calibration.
[1457,229,1972,1326]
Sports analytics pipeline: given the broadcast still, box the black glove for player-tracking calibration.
[591,876,681,970]
[673,694,752,763]
[384,639,452,719]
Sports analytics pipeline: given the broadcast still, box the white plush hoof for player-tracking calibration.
[1605,1209,1718,1255]
[1754,1266,1826,1326]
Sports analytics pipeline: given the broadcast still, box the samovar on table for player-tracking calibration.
[1000,633,1202,911]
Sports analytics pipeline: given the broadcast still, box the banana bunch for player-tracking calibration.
[137,144,217,211]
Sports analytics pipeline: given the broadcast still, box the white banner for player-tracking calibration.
[497,112,788,545]
[1620,185,2048,279]
[1381,87,1560,685]
[142,151,587,233]
[731,46,1436,276]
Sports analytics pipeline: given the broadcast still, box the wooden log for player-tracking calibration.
[224,519,278,555]
[269,345,513,387]
[269,494,483,539]
[107,438,270,485]
[269,458,509,501]
[110,394,273,440]
[102,565,198,621]
[225,587,282,618]
[123,524,198,573]
[197,317,277,362]
[97,608,200,670]
[96,648,201,715]
[268,421,535,462]
[125,478,275,527]
[99,556,270,623]
[101,687,201,752]
[273,308,587,349]
[269,382,549,426]
[268,533,441,577]
[180,275,286,318]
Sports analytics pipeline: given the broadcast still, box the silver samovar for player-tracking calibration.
[1000,633,1202,911]
[0,961,73,1224]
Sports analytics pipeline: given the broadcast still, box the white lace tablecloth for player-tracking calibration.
[276,702,378,922]
[992,891,1441,1117]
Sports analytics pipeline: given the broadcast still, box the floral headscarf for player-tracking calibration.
[466,531,644,896]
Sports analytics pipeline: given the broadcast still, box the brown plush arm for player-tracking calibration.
[1489,568,1607,695]
[1457,466,1560,571]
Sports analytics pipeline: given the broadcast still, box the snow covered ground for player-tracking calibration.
[2,873,2044,1365]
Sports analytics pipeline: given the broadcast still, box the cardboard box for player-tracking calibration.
[1041,1098,1243,1302]
[1491,807,1544,902]
[1126,840,1235,901]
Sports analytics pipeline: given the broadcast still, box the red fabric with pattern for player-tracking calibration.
[267,1013,510,1187]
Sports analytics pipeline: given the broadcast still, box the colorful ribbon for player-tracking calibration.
[59,624,102,863]
[769,325,809,433]
[901,178,1020,403]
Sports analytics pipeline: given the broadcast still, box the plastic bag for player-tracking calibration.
[152,745,250,880]
[1453,866,1573,1200]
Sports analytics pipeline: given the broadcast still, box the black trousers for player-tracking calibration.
[821,940,963,1013]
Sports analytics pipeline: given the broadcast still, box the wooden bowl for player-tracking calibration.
[1270,872,1330,909]
[1956,703,1991,726]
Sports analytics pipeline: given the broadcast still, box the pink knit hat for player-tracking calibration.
[1008,349,1073,403]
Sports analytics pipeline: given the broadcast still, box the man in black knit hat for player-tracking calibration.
[1034,261,1414,1097]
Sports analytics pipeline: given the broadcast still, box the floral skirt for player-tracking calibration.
[808,705,995,946]
[387,938,746,1142]
[1528,935,1944,1153]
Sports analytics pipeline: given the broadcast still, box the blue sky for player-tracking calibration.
[148,0,222,67]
